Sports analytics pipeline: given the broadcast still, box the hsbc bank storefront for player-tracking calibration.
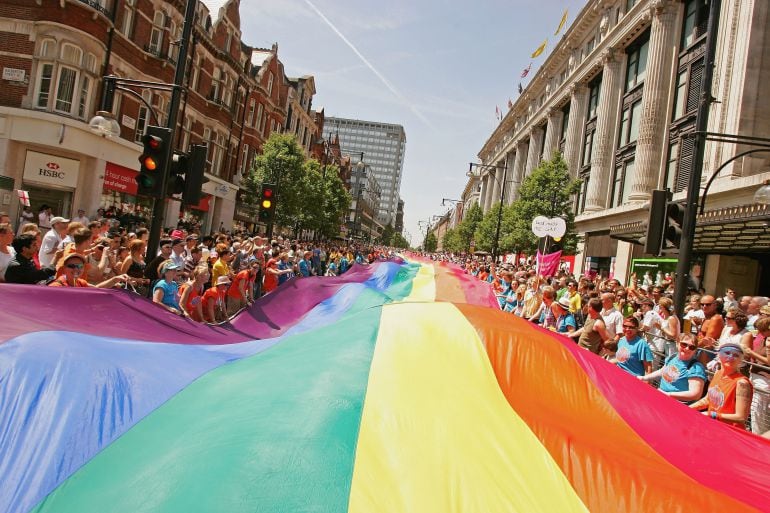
[21,150,81,220]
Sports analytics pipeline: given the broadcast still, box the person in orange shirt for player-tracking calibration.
[49,253,129,288]
[201,275,230,323]
[690,341,752,429]
[179,267,209,321]
[227,263,254,315]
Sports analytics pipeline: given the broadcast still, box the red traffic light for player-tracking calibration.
[263,188,273,198]
[144,134,162,150]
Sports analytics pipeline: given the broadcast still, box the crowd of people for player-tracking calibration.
[432,253,769,436]
[0,209,390,325]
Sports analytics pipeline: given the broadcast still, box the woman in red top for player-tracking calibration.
[690,340,753,429]
[179,267,209,321]
[49,253,129,288]
[201,275,230,323]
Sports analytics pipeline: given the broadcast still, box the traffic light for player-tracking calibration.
[642,189,670,255]
[183,144,209,205]
[258,183,276,224]
[663,200,686,251]
[136,125,172,198]
[167,151,188,197]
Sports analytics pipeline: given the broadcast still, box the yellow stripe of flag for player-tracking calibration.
[555,9,568,35]
[531,39,548,58]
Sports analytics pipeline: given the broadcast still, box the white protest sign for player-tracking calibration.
[531,215,566,238]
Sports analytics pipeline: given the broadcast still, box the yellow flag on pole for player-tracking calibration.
[555,9,568,35]
[531,39,547,58]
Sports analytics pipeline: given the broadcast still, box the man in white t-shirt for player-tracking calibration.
[0,222,16,281]
[38,216,69,268]
[72,208,90,225]
[600,292,624,343]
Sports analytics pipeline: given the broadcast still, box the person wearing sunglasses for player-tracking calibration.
[690,341,753,429]
[48,253,130,288]
[612,317,653,377]
[639,334,706,403]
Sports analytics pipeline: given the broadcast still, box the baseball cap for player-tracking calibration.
[160,261,181,273]
[50,216,70,226]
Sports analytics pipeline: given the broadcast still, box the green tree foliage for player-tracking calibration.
[424,232,438,252]
[241,133,351,238]
[441,228,463,253]
[473,202,503,253]
[456,202,483,252]
[379,224,395,246]
[505,152,581,254]
[391,232,410,249]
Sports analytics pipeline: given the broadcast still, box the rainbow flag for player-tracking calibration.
[2,258,769,513]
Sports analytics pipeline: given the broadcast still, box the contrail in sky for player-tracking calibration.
[304,0,433,128]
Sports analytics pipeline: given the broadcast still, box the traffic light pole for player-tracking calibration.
[146,0,196,260]
[673,0,720,317]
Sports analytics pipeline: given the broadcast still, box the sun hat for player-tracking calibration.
[170,229,184,239]
[556,296,572,310]
[718,341,744,354]
[160,261,180,274]
[216,276,231,286]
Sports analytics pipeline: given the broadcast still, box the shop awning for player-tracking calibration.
[609,203,770,253]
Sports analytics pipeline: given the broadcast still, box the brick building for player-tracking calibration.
[0,0,320,233]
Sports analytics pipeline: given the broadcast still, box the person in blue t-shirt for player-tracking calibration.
[339,255,349,274]
[613,317,653,377]
[638,333,706,403]
[551,296,577,335]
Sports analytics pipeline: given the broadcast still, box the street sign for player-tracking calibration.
[531,216,566,238]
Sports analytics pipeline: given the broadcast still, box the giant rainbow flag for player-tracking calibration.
[2,258,769,512]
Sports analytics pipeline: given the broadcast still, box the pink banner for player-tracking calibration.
[536,250,562,278]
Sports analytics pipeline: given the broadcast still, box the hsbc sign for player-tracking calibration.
[23,151,80,188]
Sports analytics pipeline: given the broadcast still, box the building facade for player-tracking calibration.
[477,0,770,294]
[322,116,406,228]
[0,0,319,234]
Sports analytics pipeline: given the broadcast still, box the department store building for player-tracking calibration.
[476,0,770,294]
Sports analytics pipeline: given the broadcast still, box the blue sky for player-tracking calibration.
[240,0,586,245]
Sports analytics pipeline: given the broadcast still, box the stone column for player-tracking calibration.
[542,110,564,161]
[503,151,516,204]
[584,48,623,212]
[629,0,679,201]
[481,172,492,213]
[510,141,529,202]
[491,167,503,207]
[563,84,589,177]
[524,128,544,176]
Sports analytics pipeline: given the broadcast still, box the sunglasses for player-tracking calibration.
[65,263,84,270]
[719,350,743,359]
[622,325,637,330]
[679,342,698,351]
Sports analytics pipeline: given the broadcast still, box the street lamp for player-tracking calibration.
[441,198,462,206]
[467,156,509,262]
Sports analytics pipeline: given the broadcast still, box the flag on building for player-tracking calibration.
[531,40,547,58]
[16,190,30,207]
[518,83,523,94]
[554,9,568,35]
[495,105,501,120]
[507,98,513,109]
[521,62,532,78]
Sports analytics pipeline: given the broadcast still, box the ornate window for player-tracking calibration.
[34,40,96,120]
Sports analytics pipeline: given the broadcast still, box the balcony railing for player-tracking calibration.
[76,0,111,17]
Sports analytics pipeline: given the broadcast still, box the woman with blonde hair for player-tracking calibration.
[179,267,209,321]
[120,239,149,295]
[657,296,680,358]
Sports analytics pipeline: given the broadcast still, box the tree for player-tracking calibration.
[442,228,463,253]
[424,232,438,252]
[456,202,483,252]
[505,152,581,254]
[472,202,503,253]
[241,133,306,230]
[391,232,409,249]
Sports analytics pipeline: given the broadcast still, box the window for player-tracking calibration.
[267,72,274,96]
[681,0,708,50]
[222,74,232,107]
[134,91,151,143]
[611,158,635,207]
[168,21,180,63]
[149,11,165,55]
[671,69,688,120]
[182,116,192,151]
[210,67,221,101]
[120,0,135,37]
[191,55,201,90]
[576,171,590,214]
[625,38,649,91]
[617,100,642,147]
[664,141,679,191]
[255,103,263,129]
[35,41,96,120]
[246,99,255,126]
[240,144,250,175]
[559,103,570,151]
[582,131,595,167]
[587,78,601,119]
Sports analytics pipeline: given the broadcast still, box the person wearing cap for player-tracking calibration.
[48,253,130,288]
[612,317,653,377]
[639,333,706,403]
[152,260,182,315]
[184,234,199,258]
[37,216,69,268]
[202,275,230,323]
[550,295,577,335]
[169,238,187,277]
[638,297,664,366]
[690,340,753,429]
